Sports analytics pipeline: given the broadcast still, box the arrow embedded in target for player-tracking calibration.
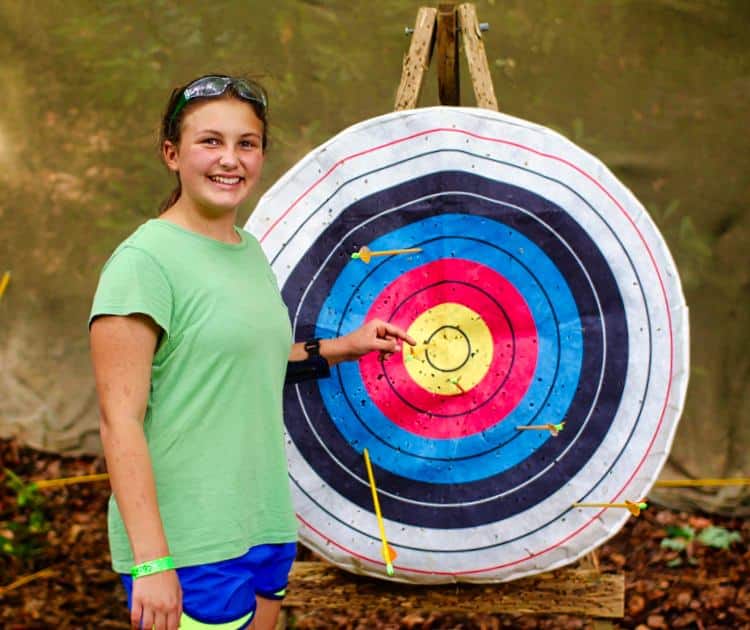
[448,376,466,394]
[516,422,566,437]
[572,499,649,516]
[363,448,397,576]
[351,245,422,264]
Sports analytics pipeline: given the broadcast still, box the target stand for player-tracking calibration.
[262,3,647,628]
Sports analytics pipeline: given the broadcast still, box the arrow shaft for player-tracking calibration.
[33,473,110,489]
[0,271,10,299]
[370,248,422,257]
[573,502,629,508]
[363,449,394,572]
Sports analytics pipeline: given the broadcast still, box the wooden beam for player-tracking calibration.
[457,3,499,111]
[284,562,625,619]
[436,3,459,105]
[394,7,437,110]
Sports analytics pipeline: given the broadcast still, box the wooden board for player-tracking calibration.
[394,7,438,110]
[284,561,625,618]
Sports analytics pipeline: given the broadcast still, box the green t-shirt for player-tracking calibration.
[90,219,297,572]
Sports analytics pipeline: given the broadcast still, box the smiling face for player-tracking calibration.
[162,97,265,218]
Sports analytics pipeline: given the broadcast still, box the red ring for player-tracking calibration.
[361,259,538,438]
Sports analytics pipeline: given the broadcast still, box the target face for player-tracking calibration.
[246,107,689,583]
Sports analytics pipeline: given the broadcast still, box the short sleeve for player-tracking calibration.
[89,246,173,335]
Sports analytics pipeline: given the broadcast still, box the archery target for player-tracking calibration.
[246,107,689,583]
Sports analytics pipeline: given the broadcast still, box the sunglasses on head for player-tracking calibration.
[169,75,268,127]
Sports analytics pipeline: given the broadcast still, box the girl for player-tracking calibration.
[89,74,413,630]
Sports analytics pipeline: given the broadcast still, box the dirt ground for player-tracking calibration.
[1,437,748,630]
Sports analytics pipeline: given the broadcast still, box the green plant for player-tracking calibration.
[660,523,743,567]
[1,469,49,560]
[660,524,697,567]
[696,525,743,550]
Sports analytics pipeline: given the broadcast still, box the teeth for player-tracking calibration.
[211,176,241,185]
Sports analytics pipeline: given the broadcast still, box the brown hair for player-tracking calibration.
[157,74,269,214]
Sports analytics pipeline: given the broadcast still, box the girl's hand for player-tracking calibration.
[325,319,416,364]
[130,570,182,630]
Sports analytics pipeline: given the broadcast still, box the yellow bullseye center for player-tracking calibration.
[403,303,493,396]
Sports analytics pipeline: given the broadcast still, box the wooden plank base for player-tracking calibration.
[283,562,624,619]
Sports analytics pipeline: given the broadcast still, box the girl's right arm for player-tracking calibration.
[90,314,182,630]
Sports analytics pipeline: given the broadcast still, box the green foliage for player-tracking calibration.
[661,536,688,552]
[660,522,742,567]
[696,526,743,550]
[664,524,695,540]
[1,469,49,560]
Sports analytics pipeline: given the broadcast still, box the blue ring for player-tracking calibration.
[315,214,582,483]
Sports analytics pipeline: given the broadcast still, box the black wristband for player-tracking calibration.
[285,355,331,384]
[304,338,321,357]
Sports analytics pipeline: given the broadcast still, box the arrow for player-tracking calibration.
[32,473,110,489]
[351,246,422,264]
[0,271,10,300]
[363,448,397,575]
[516,422,566,437]
[572,499,648,517]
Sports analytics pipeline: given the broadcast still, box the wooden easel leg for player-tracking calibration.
[396,2,499,112]
[457,3,499,110]
[394,7,438,110]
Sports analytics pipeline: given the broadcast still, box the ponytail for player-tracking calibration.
[158,174,182,215]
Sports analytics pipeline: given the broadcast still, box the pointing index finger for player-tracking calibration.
[378,321,416,346]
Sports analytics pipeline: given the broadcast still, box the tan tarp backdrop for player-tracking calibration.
[1,1,748,514]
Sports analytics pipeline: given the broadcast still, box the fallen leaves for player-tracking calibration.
[1,437,748,629]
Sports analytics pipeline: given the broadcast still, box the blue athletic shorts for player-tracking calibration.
[121,542,297,627]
